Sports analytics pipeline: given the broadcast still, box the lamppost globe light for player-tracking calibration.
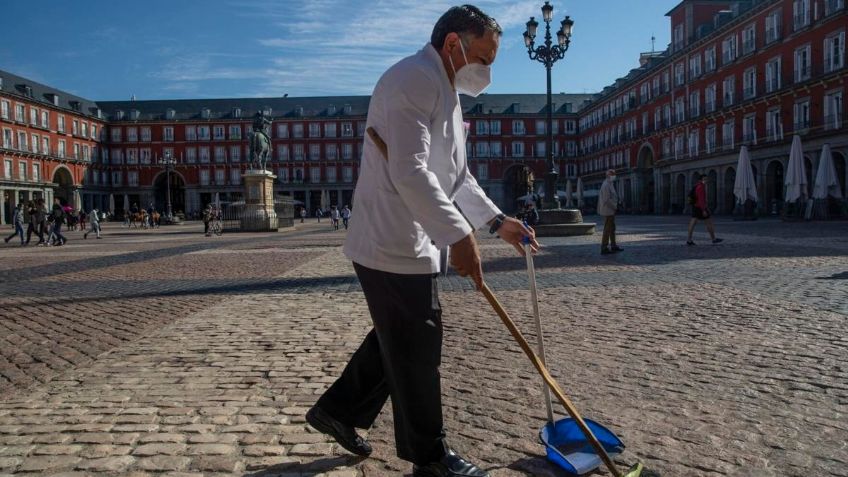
[541,1,553,22]
[557,29,566,47]
[562,16,574,38]
[523,30,533,47]
[526,17,538,39]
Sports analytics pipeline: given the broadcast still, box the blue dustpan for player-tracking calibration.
[540,418,625,475]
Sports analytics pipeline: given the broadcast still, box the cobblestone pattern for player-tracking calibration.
[0,217,845,477]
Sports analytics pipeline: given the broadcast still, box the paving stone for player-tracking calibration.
[189,455,242,472]
[16,455,81,472]
[132,443,188,456]
[186,443,235,455]
[75,455,135,472]
[135,455,191,472]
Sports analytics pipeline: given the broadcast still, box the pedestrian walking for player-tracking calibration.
[83,207,102,239]
[3,203,25,245]
[315,207,323,223]
[78,209,87,232]
[341,205,351,229]
[330,206,340,230]
[24,200,44,245]
[203,204,212,236]
[49,198,67,246]
[687,174,723,245]
[598,169,623,255]
[307,7,537,477]
[300,207,306,223]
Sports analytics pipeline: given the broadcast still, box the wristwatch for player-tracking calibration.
[488,214,507,234]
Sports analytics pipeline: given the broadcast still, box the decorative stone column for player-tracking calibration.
[241,169,278,232]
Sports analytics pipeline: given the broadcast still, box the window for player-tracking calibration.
[743,67,757,99]
[824,90,843,130]
[663,104,672,127]
[3,159,10,179]
[341,122,353,137]
[765,57,782,92]
[825,32,845,73]
[215,146,226,162]
[230,145,241,162]
[674,135,684,158]
[512,120,525,135]
[742,24,756,55]
[127,148,138,164]
[200,169,210,185]
[42,137,49,156]
[72,120,79,136]
[705,46,716,73]
[343,166,353,183]
[2,128,12,149]
[14,104,24,122]
[475,121,489,135]
[675,62,685,86]
[477,163,488,180]
[58,140,65,158]
[18,161,27,181]
[185,125,196,141]
[640,83,650,103]
[293,144,304,160]
[490,142,502,157]
[536,120,546,135]
[31,134,38,153]
[536,141,545,157]
[742,114,757,144]
[57,115,65,133]
[564,120,575,133]
[82,145,90,161]
[793,0,810,31]
[675,97,686,123]
[277,144,289,161]
[765,9,782,44]
[277,123,290,138]
[230,169,241,185]
[662,71,670,92]
[213,125,225,140]
[184,147,196,163]
[17,132,27,151]
[278,167,289,183]
[139,148,151,164]
[40,110,49,128]
[126,127,137,142]
[511,142,524,157]
[722,120,735,150]
[309,144,320,160]
[652,77,661,96]
[766,108,783,140]
[722,34,738,65]
[825,0,845,15]
[705,125,717,153]
[199,147,210,163]
[689,54,702,78]
[215,168,225,185]
[795,44,812,82]
[0,100,8,120]
[140,126,151,142]
[310,167,321,183]
[723,76,736,106]
[325,123,337,138]
[673,24,684,52]
[32,163,40,182]
[164,127,174,141]
[705,84,717,113]
[690,92,701,118]
[326,144,337,160]
[794,100,811,131]
[197,126,210,140]
[309,123,321,138]
[326,166,337,182]
[688,130,699,157]
[91,125,97,141]
[29,107,37,125]
[342,143,353,160]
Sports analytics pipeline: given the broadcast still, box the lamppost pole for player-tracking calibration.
[524,2,574,210]
[159,151,176,221]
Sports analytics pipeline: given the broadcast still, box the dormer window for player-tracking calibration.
[166,108,176,120]
[201,108,211,119]
[130,109,140,120]
[327,105,336,115]
[233,107,242,118]
[116,110,125,120]
[343,104,352,115]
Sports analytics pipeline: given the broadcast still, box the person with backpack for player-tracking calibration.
[687,174,723,246]
[50,198,68,246]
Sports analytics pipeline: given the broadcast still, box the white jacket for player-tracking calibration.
[343,44,501,274]
[597,178,618,217]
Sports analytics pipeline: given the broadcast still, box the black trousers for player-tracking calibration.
[316,262,448,466]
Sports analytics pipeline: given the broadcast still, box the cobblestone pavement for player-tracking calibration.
[0,217,846,477]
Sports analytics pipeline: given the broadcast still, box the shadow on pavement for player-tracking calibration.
[818,271,848,280]
[243,455,366,477]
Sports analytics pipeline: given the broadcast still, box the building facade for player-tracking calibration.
[1,0,845,224]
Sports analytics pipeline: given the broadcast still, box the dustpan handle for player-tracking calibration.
[524,240,554,425]
[481,283,623,477]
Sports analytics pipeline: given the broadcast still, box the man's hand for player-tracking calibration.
[496,216,540,256]
[450,233,483,290]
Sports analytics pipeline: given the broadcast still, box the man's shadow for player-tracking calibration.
[243,455,366,477]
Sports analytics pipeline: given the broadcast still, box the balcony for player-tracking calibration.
[766,127,784,142]
[765,77,781,93]
[741,132,757,145]
[765,27,782,44]
[705,100,717,113]
[743,87,756,100]
[793,13,809,32]
[722,51,735,65]
[794,65,812,83]
[742,40,756,55]
[824,114,843,131]
[722,95,735,108]
[825,59,845,74]
[793,120,811,133]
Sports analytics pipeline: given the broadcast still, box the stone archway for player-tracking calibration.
[52,167,74,206]
[635,143,655,213]
[153,171,186,215]
[675,174,686,214]
[724,167,736,214]
[765,160,784,213]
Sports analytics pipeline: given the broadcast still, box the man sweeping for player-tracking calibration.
[306,5,538,477]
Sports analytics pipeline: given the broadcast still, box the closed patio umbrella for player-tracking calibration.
[564,180,573,208]
[733,146,758,204]
[108,193,115,216]
[576,177,584,207]
[812,144,842,199]
[784,135,808,203]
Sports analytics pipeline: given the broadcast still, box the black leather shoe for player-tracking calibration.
[305,406,372,457]
[611,246,624,252]
[413,450,490,477]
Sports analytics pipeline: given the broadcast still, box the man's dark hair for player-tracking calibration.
[431,5,502,49]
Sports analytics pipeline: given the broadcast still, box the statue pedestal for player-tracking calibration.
[241,170,278,232]
[535,208,595,237]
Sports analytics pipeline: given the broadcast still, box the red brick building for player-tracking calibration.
[1,0,844,224]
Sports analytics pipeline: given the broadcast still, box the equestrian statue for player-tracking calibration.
[249,111,272,171]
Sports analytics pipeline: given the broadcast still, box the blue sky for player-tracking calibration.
[0,0,680,100]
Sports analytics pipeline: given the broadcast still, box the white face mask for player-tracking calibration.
[449,40,491,97]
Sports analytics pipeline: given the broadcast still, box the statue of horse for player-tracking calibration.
[248,130,270,171]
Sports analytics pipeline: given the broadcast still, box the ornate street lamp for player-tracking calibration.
[525,2,574,209]
[158,150,177,222]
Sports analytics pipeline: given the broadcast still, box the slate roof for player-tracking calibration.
[0,68,104,119]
